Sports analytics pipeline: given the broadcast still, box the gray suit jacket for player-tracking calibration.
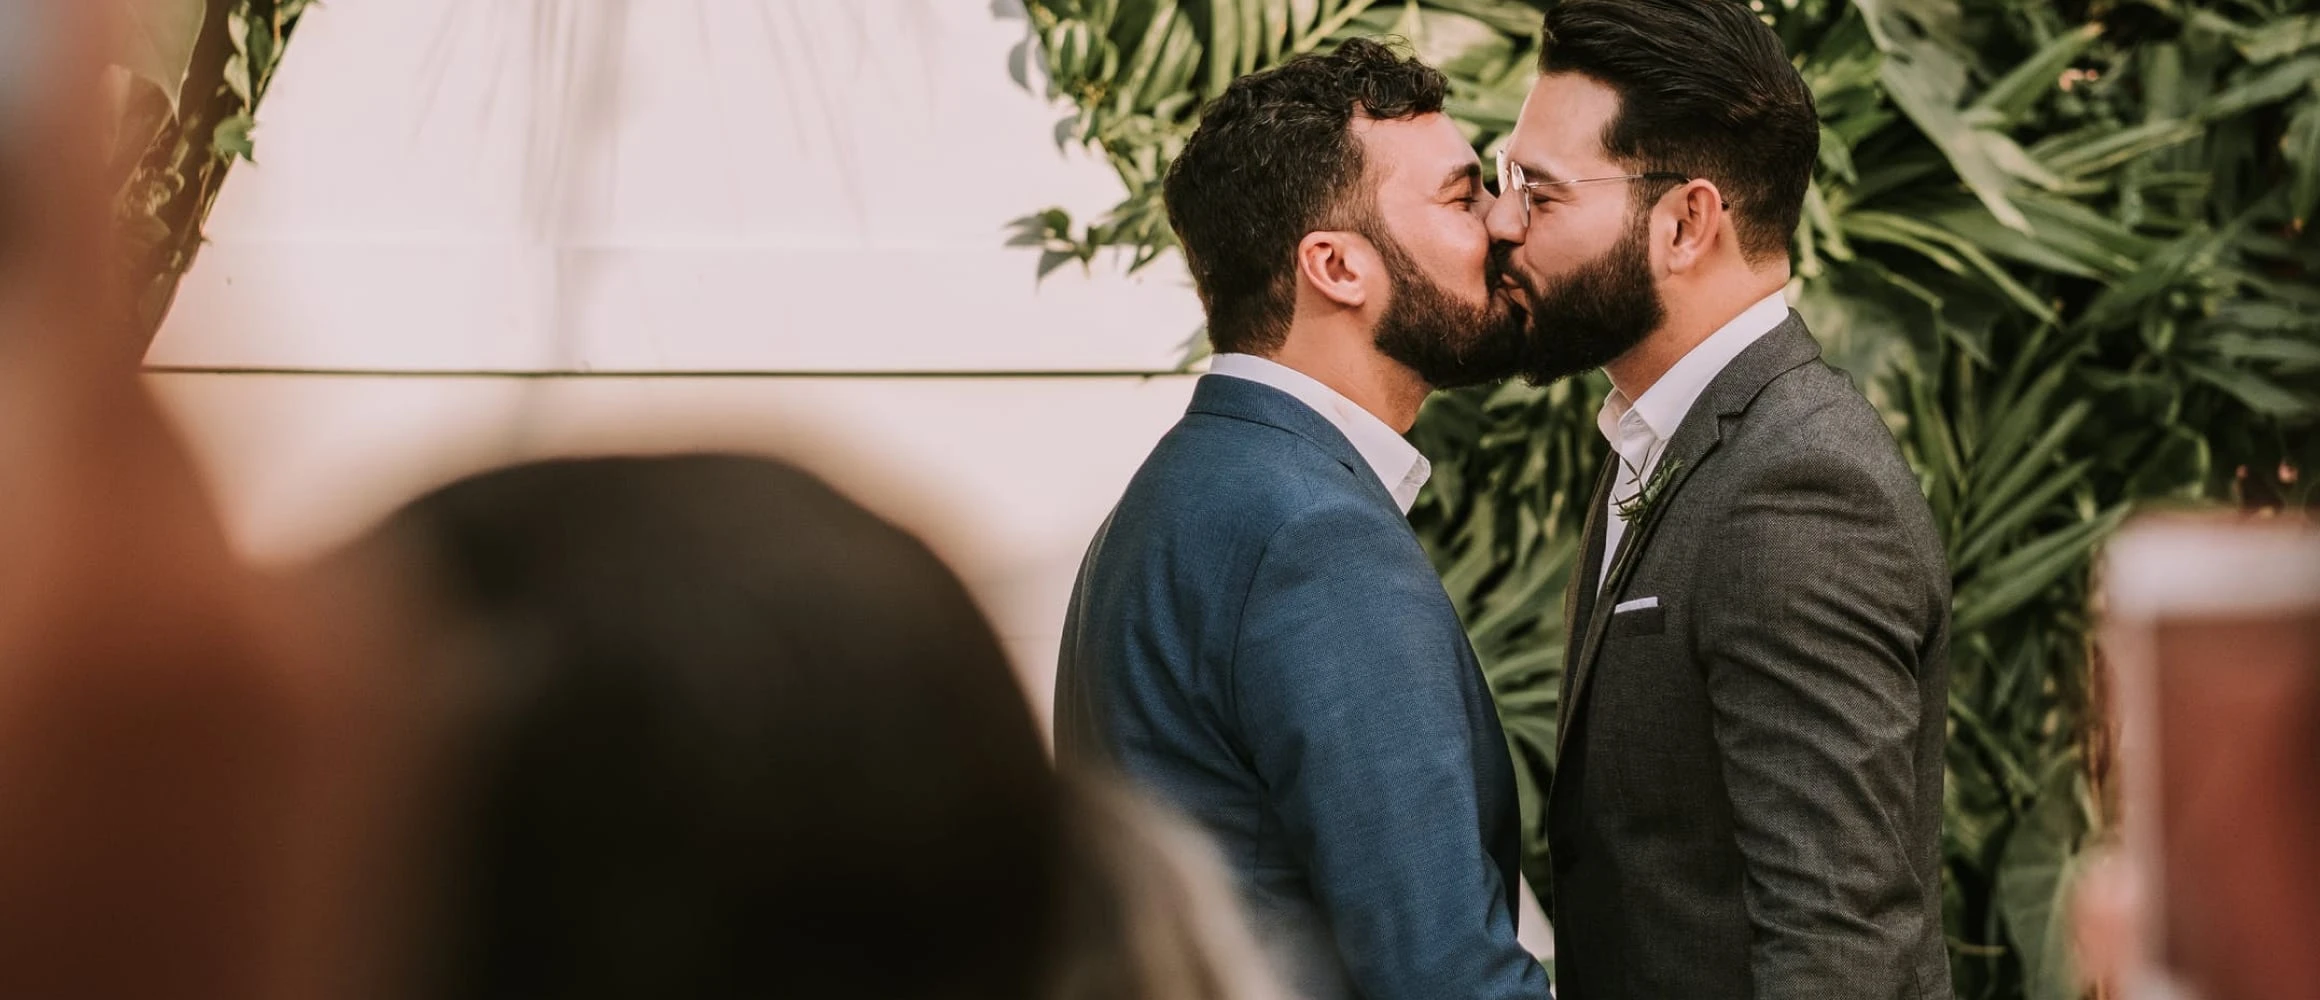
[1546,316,1951,1000]
[1056,374,1552,1000]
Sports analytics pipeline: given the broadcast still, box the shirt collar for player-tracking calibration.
[1596,289,1792,449]
[1208,353,1432,514]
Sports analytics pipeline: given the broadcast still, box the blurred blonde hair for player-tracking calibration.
[1048,777,1297,1000]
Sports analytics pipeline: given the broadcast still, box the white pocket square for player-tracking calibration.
[1613,596,1660,614]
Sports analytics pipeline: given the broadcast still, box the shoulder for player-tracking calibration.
[1726,360,1923,502]
[1235,492,1468,678]
[1120,412,1381,535]
[1236,490,1449,641]
[1706,361,1947,590]
[1264,488,1422,560]
[1742,360,1890,447]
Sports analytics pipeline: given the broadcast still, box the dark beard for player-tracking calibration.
[1509,208,1663,385]
[1367,228,1529,391]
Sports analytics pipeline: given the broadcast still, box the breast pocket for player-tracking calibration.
[1590,598,1717,823]
[1604,598,1666,639]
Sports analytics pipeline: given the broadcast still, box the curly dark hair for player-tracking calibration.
[1163,38,1448,356]
[1539,0,1819,265]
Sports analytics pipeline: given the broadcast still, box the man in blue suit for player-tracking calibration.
[1054,39,1553,1000]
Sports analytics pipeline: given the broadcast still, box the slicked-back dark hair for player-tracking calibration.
[1164,38,1448,356]
[1539,0,1818,265]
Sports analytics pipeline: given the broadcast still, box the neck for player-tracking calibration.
[1266,327,1429,433]
[1604,269,1787,400]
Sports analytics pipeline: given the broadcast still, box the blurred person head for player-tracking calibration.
[348,454,1063,1000]
[1046,777,1295,1000]
[1487,0,1817,386]
[1164,37,1526,394]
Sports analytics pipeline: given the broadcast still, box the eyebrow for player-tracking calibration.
[1439,162,1483,193]
[1514,159,1563,185]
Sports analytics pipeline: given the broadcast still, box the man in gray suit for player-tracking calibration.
[1483,2,1952,997]
[1056,39,1554,1000]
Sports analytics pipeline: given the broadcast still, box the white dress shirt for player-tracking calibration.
[1597,290,1792,591]
[1209,353,1433,514]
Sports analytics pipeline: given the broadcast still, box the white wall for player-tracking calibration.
[146,0,1210,721]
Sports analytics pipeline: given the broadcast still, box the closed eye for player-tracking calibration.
[1441,163,1484,209]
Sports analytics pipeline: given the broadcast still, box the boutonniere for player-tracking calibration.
[1600,456,1686,599]
[1613,457,1684,524]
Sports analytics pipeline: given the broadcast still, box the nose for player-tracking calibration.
[1485,189,1528,246]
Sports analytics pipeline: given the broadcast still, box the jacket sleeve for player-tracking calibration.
[1233,497,1553,1000]
[1695,449,1942,997]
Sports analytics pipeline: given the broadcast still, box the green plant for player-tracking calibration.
[1019,1,2320,998]
[108,0,310,348]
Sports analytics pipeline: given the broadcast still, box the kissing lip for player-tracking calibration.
[1487,246,1533,298]
[1493,271,1534,304]
[1492,280,1531,319]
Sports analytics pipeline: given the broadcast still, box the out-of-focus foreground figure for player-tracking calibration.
[1050,777,1294,1000]
[2084,515,2320,1000]
[0,2,365,998]
[337,454,1067,999]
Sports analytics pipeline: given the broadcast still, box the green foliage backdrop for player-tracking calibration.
[108,0,309,349]
[1018,1,2320,997]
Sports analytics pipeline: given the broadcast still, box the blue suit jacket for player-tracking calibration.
[1055,375,1551,1000]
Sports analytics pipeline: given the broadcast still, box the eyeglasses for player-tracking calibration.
[1494,151,1707,228]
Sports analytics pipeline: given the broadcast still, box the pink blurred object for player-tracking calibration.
[0,4,381,998]
[2103,514,2320,1000]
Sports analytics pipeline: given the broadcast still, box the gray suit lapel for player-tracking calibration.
[1554,314,1823,761]
[1557,459,1618,747]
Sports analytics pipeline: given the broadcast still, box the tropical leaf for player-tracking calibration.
[117,0,208,111]
[111,0,312,348]
[1970,24,2103,122]
[1852,0,2036,231]
[2283,98,2320,227]
[1995,756,2095,1000]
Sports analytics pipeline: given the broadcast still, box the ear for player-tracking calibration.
[1662,180,1728,275]
[1295,229,1374,310]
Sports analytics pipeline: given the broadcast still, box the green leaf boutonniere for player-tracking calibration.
[1613,457,1685,524]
